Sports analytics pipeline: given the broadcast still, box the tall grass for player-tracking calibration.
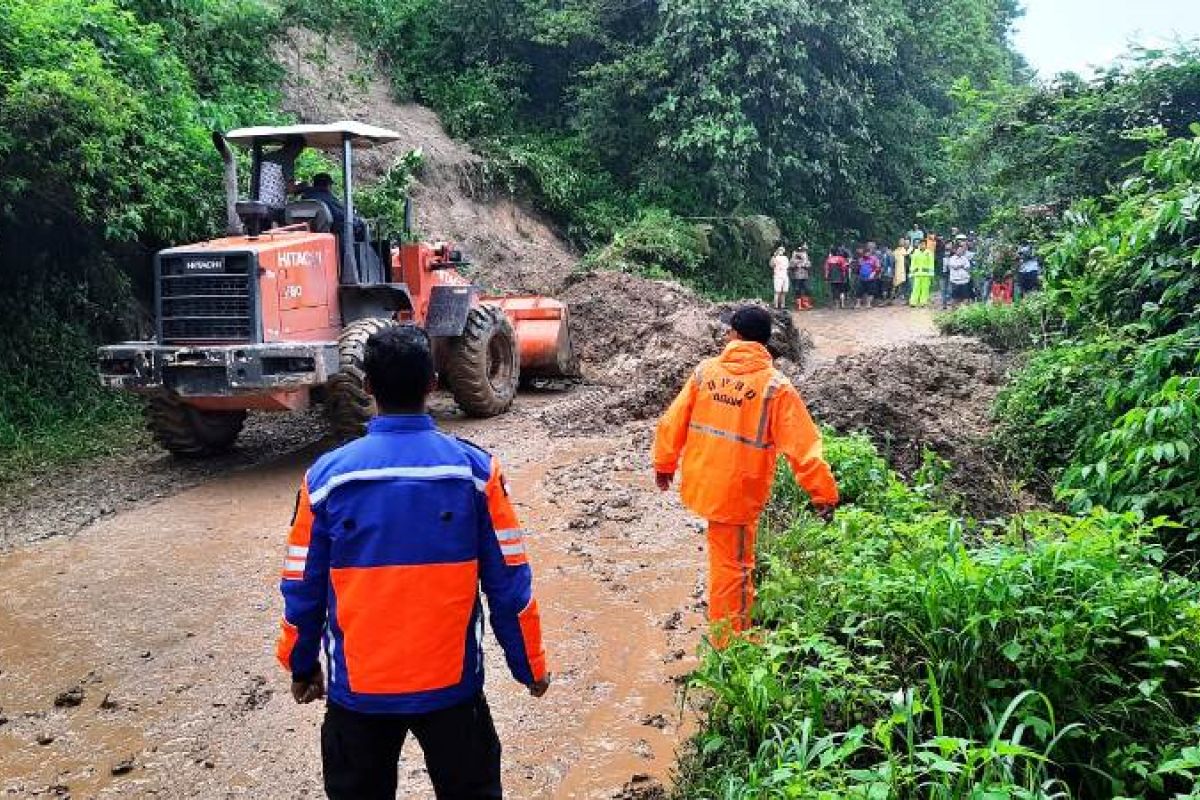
[934,292,1062,352]
[0,393,143,487]
[676,433,1200,799]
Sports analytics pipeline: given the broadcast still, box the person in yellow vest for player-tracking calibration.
[908,239,935,306]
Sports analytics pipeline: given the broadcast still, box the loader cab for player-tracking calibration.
[223,121,412,322]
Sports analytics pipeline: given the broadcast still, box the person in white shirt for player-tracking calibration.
[770,247,790,310]
[945,243,974,308]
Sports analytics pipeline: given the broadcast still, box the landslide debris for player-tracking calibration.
[542,270,809,434]
[802,338,1023,516]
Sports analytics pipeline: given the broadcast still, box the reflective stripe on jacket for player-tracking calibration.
[276,414,546,714]
[653,341,839,524]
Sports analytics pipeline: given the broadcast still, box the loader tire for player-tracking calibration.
[325,316,399,441]
[145,395,245,457]
[445,304,519,418]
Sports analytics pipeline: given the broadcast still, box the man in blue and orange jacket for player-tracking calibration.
[276,324,549,799]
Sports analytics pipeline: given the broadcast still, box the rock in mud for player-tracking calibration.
[111,757,136,776]
[640,713,670,730]
[615,774,668,799]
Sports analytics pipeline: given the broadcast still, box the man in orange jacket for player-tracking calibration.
[653,306,838,643]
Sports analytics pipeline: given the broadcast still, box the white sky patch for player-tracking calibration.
[1013,0,1200,78]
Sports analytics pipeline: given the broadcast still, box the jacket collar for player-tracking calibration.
[718,340,773,371]
[368,414,436,433]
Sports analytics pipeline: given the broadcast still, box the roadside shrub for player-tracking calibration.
[935,291,1062,351]
[1060,330,1200,534]
[678,433,1200,800]
[582,209,705,280]
[992,336,1133,489]
[0,0,283,470]
[1049,128,1200,336]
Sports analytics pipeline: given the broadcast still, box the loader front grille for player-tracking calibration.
[158,253,258,344]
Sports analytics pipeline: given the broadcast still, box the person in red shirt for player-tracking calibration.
[824,247,850,309]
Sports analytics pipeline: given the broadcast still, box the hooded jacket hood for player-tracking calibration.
[717,340,773,375]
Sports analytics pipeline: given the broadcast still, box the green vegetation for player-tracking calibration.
[0,0,286,478]
[939,122,1200,535]
[939,47,1200,230]
[288,0,1024,272]
[677,434,1200,799]
[934,293,1061,351]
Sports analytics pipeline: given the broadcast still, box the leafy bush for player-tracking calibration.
[981,130,1200,533]
[355,149,425,239]
[935,292,1062,351]
[1050,127,1200,336]
[678,433,1200,799]
[1061,333,1200,532]
[992,336,1132,489]
[582,209,705,280]
[0,0,284,467]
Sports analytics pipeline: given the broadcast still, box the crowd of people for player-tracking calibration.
[769,227,1042,312]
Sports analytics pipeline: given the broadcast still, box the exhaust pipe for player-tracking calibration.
[212,131,243,236]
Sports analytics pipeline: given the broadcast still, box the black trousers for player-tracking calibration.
[322,694,503,799]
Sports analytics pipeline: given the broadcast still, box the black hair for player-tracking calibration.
[363,325,435,410]
[730,305,773,345]
[312,172,334,189]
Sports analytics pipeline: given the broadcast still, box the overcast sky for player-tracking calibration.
[1012,0,1200,78]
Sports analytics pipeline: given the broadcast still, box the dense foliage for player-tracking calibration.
[941,47,1200,232]
[0,0,285,477]
[677,434,1200,799]
[947,127,1200,537]
[288,0,1024,266]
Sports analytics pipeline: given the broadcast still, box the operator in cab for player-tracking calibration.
[297,172,365,238]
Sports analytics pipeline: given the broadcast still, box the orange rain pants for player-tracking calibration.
[707,520,758,645]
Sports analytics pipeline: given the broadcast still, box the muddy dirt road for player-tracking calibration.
[0,307,938,799]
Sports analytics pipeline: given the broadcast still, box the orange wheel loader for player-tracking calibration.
[98,121,577,456]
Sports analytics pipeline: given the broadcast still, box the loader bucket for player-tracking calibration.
[488,296,578,380]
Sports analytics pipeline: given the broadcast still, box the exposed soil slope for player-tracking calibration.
[802,325,1023,516]
[275,28,578,295]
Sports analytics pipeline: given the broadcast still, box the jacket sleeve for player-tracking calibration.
[477,455,547,686]
[276,477,331,680]
[653,366,700,473]
[770,385,840,507]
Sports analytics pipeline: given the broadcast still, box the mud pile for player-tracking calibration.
[276,28,577,295]
[543,270,808,434]
[802,338,1021,515]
